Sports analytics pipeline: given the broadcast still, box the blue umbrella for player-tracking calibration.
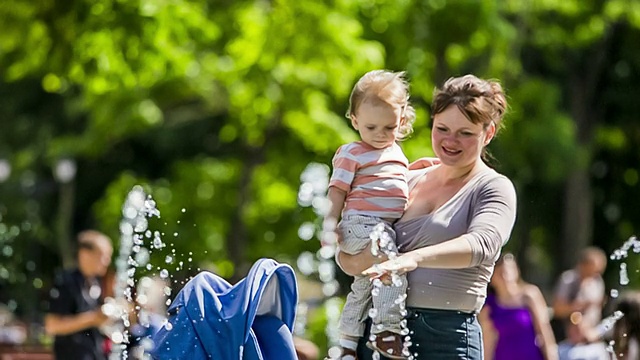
[151,258,299,360]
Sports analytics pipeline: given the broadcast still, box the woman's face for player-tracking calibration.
[431,105,494,167]
[492,256,520,285]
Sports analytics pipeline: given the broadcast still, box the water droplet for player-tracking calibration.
[368,308,378,318]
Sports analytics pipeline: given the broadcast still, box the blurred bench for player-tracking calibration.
[0,345,52,360]
[1,355,53,360]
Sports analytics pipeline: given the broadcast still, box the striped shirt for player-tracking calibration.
[329,141,408,219]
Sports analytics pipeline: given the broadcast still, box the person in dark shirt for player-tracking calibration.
[45,230,113,360]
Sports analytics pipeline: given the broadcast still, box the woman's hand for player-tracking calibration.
[362,253,419,282]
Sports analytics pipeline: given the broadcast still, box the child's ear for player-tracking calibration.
[350,115,359,130]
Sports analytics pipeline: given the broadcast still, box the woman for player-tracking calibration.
[479,253,558,360]
[338,74,517,359]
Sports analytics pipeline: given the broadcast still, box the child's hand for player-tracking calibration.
[409,157,440,170]
[321,217,341,247]
[321,230,341,247]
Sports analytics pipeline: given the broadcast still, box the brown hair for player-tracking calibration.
[613,292,640,359]
[77,230,112,254]
[578,246,607,272]
[346,70,416,140]
[431,74,508,133]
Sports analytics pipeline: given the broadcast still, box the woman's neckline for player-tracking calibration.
[398,165,493,224]
[491,291,528,309]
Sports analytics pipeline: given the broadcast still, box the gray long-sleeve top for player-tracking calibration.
[396,166,517,313]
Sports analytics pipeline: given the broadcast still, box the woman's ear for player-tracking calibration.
[484,121,496,145]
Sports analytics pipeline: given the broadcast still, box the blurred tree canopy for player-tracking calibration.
[0,0,639,335]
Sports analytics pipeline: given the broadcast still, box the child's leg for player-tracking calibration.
[367,275,408,359]
[369,222,407,334]
[338,275,372,341]
[335,215,383,358]
[366,223,409,359]
[370,273,408,334]
[336,215,377,341]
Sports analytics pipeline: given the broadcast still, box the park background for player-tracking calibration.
[0,0,639,355]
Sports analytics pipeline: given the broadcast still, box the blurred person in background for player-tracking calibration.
[479,253,558,360]
[552,247,607,344]
[552,246,609,360]
[44,230,113,360]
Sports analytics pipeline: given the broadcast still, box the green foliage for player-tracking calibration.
[495,78,578,184]
[1,0,640,342]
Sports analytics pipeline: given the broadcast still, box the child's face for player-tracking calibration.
[351,101,402,149]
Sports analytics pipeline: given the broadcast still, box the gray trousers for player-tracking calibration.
[338,215,407,337]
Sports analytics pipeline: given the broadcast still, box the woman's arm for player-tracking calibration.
[524,285,558,360]
[362,236,474,278]
[336,244,387,276]
[478,306,498,360]
[364,176,516,277]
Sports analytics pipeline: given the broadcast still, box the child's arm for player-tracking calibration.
[323,187,347,245]
[327,187,347,222]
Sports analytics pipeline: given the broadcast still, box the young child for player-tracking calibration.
[326,70,415,360]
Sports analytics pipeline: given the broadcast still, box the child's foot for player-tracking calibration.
[324,347,357,360]
[366,331,407,359]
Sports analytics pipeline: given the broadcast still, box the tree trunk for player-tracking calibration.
[559,24,617,273]
[226,122,281,282]
[561,169,593,271]
[56,180,75,268]
[227,146,262,282]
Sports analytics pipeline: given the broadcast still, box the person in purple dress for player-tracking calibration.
[479,253,558,360]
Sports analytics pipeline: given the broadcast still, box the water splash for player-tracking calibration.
[596,310,625,338]
[296,163,343,354]
[604,235,638,358]
[609,235,639,298]
[367,223,411,359]
[601,311,626,358]
[106,185,165,360]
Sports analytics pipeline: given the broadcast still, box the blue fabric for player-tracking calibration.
[150,258,298,360]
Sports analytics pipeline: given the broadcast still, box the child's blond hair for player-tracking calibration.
[346,70,416,140]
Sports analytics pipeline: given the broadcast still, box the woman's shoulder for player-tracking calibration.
[477,167,514,186]
[522,283,545,306]
[473,168,517,199]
